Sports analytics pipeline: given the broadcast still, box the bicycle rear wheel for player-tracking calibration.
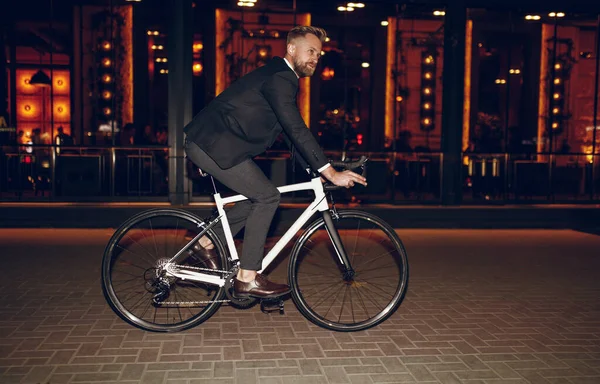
[289,210,409,332]
[101,208,229,332]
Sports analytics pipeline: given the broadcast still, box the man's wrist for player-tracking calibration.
[320,165,337,181]
[317,163,331,173]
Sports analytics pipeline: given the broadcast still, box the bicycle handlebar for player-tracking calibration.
[323,155,368,192]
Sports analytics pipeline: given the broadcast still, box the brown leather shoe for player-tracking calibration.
[185,239,219,270]
[233,274,291,299]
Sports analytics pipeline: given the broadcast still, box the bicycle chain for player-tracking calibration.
[168,264,230,274]
[158,299,231,306]
[159,264,232,306]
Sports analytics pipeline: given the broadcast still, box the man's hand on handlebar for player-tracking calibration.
[321,166,367,189]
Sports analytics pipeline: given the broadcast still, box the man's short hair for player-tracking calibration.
[286,26,327,45]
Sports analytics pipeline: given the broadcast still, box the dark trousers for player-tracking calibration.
[185,140,280,270]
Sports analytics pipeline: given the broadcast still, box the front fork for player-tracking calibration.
[322,208,355,281]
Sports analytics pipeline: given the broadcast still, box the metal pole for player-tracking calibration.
[504,12,512,153]
[110,0,116,146]
[293,0,296,25]
[50,0,56,199]
[591,14,600,199]
[548,18,558,154]
[341,9,348,160]
[390,4,400,200]
[547,17,559,202]
[111,147,115,196]
[79,5,84,144]
[50,0,54,143]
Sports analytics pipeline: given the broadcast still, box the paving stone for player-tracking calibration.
[2,229,600,384]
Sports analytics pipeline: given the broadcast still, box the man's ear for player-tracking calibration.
[286,43,295,56]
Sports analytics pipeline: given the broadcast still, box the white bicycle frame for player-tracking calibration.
[164,176,332,287]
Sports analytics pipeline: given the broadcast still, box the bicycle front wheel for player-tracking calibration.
[101,208,229,332]
[289,210,409,332]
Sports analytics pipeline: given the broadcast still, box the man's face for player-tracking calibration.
[289,34,322,78]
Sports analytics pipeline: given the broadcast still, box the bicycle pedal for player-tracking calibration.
[260,299,284,315]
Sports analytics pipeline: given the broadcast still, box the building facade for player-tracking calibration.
[1,0,599,204]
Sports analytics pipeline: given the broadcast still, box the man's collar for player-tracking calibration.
[283,57,299,78]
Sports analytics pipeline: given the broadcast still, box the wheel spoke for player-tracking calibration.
[291,211,408,332]
[102,210,228,332]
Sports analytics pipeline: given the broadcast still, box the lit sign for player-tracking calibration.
[0,116,15,132]
[98,121,120,132]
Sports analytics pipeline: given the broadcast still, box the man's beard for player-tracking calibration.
[293,57,316,77]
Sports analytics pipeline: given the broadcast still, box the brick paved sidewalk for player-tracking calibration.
[0,229,599,384]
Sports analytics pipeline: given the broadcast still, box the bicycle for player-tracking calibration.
[101,156,409,332]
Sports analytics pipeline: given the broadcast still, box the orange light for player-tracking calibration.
[554,78,561,84]
[553,107,560,114]
[55,104,69,117]
[103,74,112,83]
[18,72,37,93]
[423,88,432,95]
[193,63,203,74]
[552,122,559,129]
[423,102,431,109]
[423,118,432,125]
[396,96,403,102]
[321,67,335,80]
[102,41,112,50]
[193,42,204,52]
[103,107,111,115]
[103,91,112,99]
[50,71,70,94]
[424,72,432,79]
[259,49,268,57]
[102,58,112,67]
[424,56,434,65]
[21,103,36,118]
[554,63,561,70]
[553,93,560,99]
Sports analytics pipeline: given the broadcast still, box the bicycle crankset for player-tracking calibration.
[223,266,258,309]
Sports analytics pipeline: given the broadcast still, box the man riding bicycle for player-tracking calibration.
[184,25,367,299]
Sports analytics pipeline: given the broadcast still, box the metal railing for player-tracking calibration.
[0,144,169,201]
[1,144,599,203]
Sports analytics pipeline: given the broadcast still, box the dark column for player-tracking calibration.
[167,0,193,205]
[9,21,17,139]
[0,24,10,144]
[369,24,387,151]
[133,4,149,127]
[440,1,467,205]
[591,14,600,199]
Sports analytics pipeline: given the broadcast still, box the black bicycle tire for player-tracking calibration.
[101,208,229,332]
[288,209,409,332]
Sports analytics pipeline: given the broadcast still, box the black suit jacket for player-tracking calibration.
[184,56,328,171]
